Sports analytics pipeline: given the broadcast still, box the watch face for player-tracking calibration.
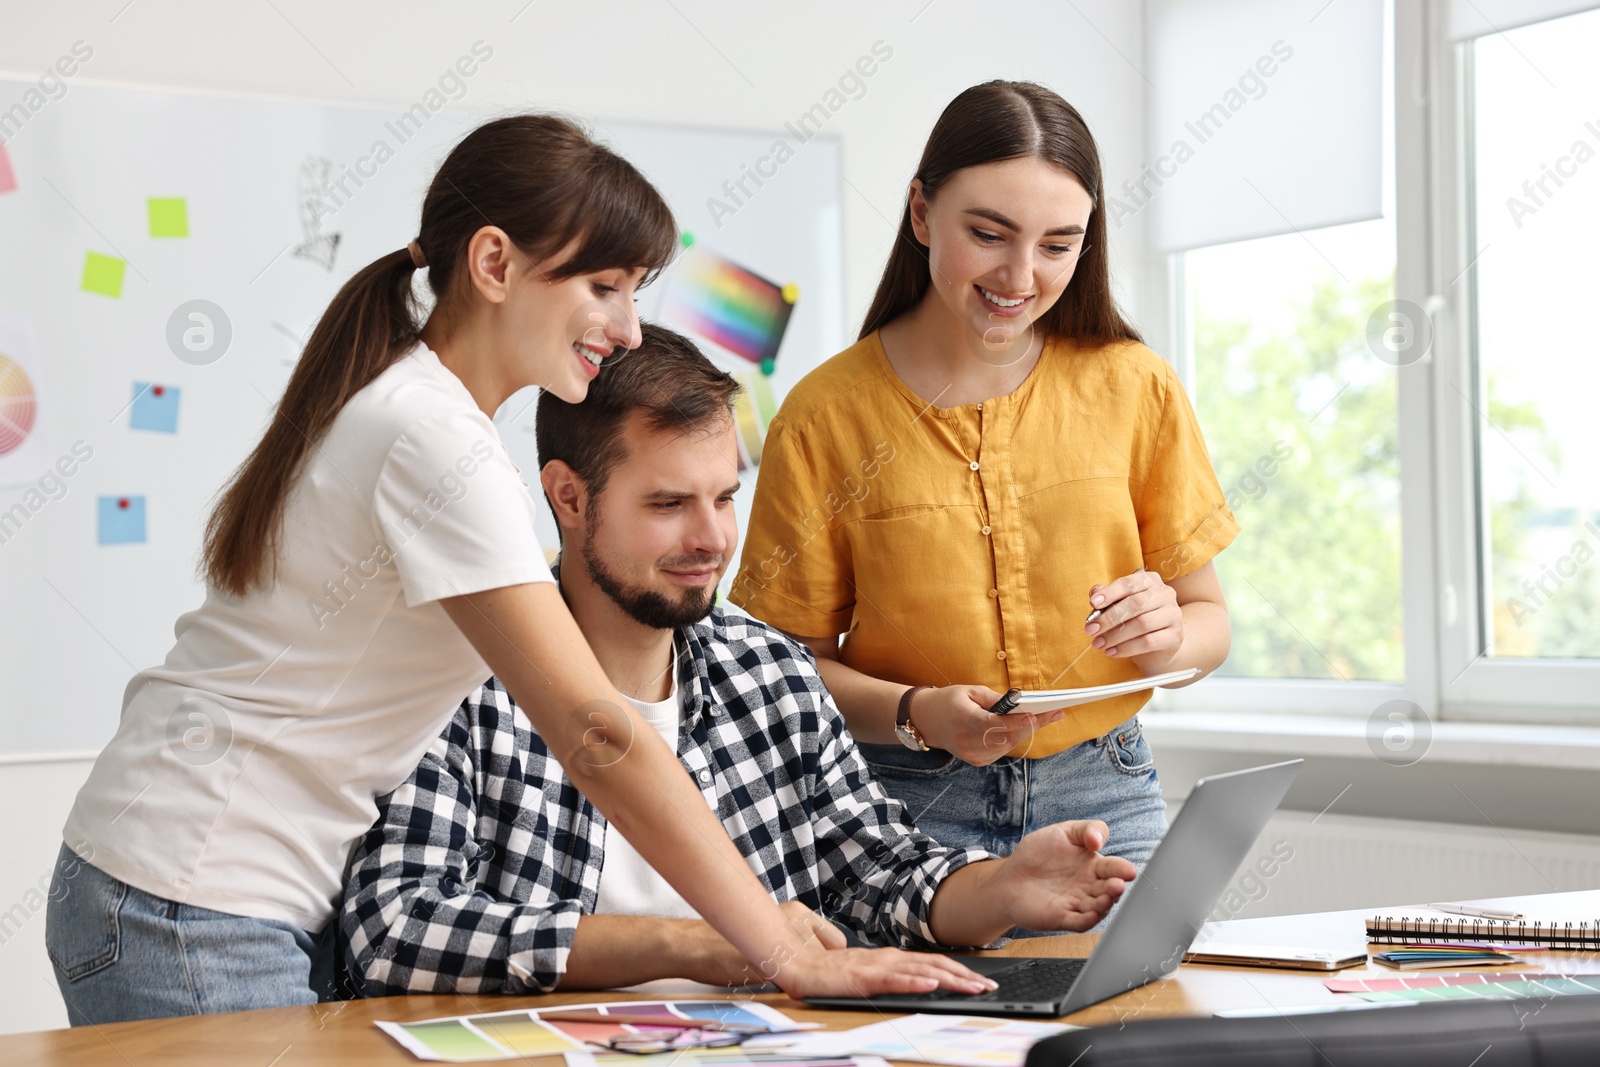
[896,723,928,751]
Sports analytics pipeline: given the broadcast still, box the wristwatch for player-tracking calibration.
[895,686,933,751]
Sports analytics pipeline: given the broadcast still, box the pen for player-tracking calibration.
[1085,566,1145,626]
[1426,903,1526,921]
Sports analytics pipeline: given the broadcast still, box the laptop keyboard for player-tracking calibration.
[918,957,1087,1002]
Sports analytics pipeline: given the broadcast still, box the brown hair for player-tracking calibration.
[202,114,677,595]
[535,322,740,501]
[859,80,1141,345]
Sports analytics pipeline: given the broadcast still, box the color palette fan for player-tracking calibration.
[0,353,38,456]
[662,244,797,368]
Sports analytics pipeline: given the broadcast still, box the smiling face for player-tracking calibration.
[909,156,1095,357]
[576,410,741,630]
[507,253,649,404]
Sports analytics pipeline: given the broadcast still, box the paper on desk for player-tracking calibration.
[378,1000,810,1063]
[566,1051,892,1067]
[758,1014,1082,1067]
[1010,668,1201,713]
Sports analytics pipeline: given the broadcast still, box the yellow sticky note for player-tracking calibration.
[148,198,189,238]
[81,252,126,298]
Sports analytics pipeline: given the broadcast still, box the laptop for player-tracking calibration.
[806,758,1304,1017]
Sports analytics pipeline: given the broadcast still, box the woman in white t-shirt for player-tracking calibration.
[44,115,997,1024]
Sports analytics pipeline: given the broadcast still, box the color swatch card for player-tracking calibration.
[129,383,180,433]
[379,1000,807,1064]
[97,496,146,545]
[660,243,797,367]
[0,143,15,194]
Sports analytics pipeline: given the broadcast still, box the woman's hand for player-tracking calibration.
[772,943,999,999]
[679,901,849,987]
[910,686,1064,767]
[1086,570,1184,672]
[682,901,999,997]
[992,821,1137,933]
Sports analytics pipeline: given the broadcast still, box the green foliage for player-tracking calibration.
[1193,273,1403,681]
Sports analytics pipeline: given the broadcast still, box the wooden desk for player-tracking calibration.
[7,906,1598,1066]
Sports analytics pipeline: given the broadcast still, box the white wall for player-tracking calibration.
[0,0,1149,1035]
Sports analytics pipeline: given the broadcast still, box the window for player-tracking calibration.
[1162,1,1600,719]
[1187,221,1401,683]
[1466,8,1600,662]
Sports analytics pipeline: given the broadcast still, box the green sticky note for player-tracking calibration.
[81,252,126,298]
[148,198,189,237]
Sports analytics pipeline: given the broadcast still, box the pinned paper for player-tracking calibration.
[0,144,16,195]
[660,245,796,366]
[130,382,180,433]
[81,252,126,298]
[731,370,777,468]
[148,197,189,237]
[98,496,147,544]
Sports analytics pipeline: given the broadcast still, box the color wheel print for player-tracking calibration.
[0,352,38,457]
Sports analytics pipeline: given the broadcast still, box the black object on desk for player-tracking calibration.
[1026,992,1600,1066]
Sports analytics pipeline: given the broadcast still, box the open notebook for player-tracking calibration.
[1367,890,1600,948]
[1009,667,1201,713]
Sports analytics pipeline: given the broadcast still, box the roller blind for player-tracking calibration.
[1141,0,1384,252]
[1448,0,1600,40]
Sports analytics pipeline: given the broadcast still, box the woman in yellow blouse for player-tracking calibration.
[731,82,1238,916]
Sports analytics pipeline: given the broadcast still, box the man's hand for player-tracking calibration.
[997,821,1137,932]
[927,820,1137,946]
[911,686,1065,766]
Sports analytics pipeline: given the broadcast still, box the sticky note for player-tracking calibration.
[148,198,188,237]
[98,496,147,545]
[81,252,126,298]
[130,382,180,433]
[0,144,15,195]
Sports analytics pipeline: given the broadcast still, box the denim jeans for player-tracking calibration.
[44,843,341,1024]
[857,714,1167,934]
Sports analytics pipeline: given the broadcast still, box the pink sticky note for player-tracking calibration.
[0,145,16,195]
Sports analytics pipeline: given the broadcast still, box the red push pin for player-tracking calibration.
[153,385,165,397]
[118,498,130,509]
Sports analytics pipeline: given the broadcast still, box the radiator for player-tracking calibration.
[1180,808,1600,920]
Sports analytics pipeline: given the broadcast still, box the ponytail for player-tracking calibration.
[201,114,676,596]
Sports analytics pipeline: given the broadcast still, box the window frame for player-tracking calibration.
[1153,0,1600,723]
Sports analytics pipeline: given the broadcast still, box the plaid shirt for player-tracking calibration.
[340,605,993,996]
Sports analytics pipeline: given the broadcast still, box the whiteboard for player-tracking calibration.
[0,79,844,756]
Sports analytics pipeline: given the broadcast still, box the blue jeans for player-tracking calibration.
[858,714,1167,934]
[44,843,342,1024]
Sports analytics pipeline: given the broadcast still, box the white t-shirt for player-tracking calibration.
[63,344,553,930]
[592,668,701,921]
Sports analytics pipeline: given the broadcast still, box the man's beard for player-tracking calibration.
[583,511,720,630]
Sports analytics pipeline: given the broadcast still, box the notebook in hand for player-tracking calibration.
[1007,668,1201,713]
[1367,890,1600,948]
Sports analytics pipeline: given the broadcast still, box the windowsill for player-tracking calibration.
[1141,710,1600,772]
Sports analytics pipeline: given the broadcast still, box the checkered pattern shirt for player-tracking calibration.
[340,605,993,995]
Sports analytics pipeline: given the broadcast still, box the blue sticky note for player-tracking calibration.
[130,382,180,433]
[98,496,147,545]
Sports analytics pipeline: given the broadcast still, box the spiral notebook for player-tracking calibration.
[1367,890,1600,948]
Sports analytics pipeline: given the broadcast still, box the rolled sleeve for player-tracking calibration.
[808,700,998,950]
[729,421,856,638]
[373,412,552,608]
[1137,362,1240,582]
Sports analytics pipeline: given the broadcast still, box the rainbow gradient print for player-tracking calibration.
[662,246,796,365]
